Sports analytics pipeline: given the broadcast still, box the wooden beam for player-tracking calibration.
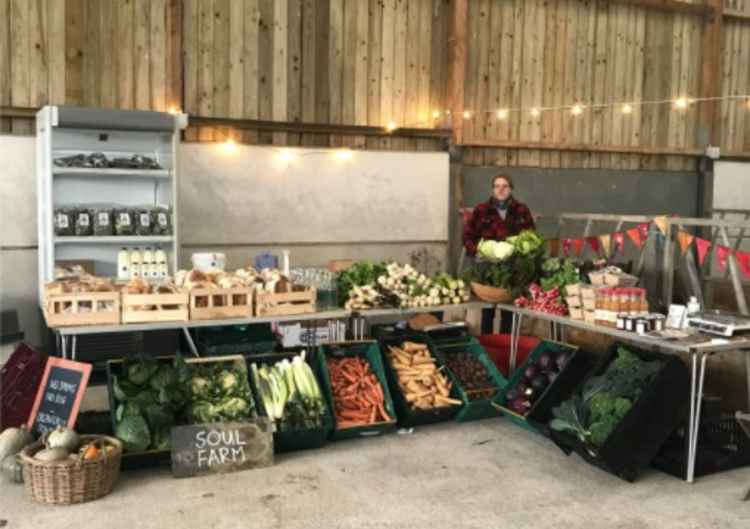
[698,0,723,147]
[461,138,705,156]
[724,9,750,22]
[610,0,714,17]
[447,0,467,144]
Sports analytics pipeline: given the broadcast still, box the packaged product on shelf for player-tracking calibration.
[92,206,114,236]
[114,208,135,236]
[151,206,173,235]
[135,207,153,236]
[53,207,75,236]
[74,207,93,236]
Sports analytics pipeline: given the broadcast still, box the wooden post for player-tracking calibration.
[697,0,723,148]
[167,0,184,112]
[447,0,467,145]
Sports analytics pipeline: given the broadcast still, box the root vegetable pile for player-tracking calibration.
[386,342,462,409]
[443,353,498,401]
[326,357,393,428]
[514,283,567,316]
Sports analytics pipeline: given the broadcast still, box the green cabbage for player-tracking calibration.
[477,239,515,261]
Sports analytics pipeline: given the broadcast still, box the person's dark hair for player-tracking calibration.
[492,174,513,189]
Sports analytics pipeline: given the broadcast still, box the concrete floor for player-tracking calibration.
[4,419,750,529]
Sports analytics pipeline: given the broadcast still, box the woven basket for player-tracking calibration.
[20,435,122,505]
[470,282,513,304]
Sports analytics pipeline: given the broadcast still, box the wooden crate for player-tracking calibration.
[44,292,121,328]
[122,291,189,323]
[189,287,253,321]
[255,288,316,317]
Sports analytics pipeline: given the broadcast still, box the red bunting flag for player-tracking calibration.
[612,232,625,254]
[548,239,560,257]
[587,236,601,254]
[573,239,584,257]
[736,251,750,279]
[626,227,643,249]
[562,239,572,257]
[716,245,732,273]
[637,222,650,241]
[695,238,712,266]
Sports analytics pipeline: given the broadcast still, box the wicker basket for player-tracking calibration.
[20,435,122,505]
[470,282,513,303]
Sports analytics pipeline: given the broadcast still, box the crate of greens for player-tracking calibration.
[248,350,333,452]
[378,334,463,427]
[548,343,689,481]
[492,341,590,435]
[317,341,397,440]
[433,338,509,422]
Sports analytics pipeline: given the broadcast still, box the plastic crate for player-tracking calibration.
[246,350,334,453]
[652,414,750,479]
[317,341,397,441]
[429,337,509,422]
[478,334,540,377]
[492,341,584,434]
[549,343,690,482]
[194,324,279,356]
[378,334,462,427]
[0,343,46,430]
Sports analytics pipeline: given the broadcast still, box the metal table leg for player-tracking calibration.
[687,351,697,482]
[60,335,68,360]
[71,335,78,361]
[686,352,709,483]
[182,327,199,357]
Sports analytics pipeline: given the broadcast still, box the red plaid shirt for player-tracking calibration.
[463,197,535,256]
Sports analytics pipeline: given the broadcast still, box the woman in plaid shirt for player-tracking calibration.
[463,174,535,257]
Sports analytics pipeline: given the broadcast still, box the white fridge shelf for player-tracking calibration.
[54,235,174,244]
[53,167,171,179]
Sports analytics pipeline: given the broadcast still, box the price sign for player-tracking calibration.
[27,357,91,436]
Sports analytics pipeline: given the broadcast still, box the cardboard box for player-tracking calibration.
[583,310,596,324]
[581,287,597,301]
[566,295,582,308]
[565,283,582,297]
[569,307,584,320]
[582,297,596,311]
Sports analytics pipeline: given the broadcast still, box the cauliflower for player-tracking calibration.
[477,239,515,261]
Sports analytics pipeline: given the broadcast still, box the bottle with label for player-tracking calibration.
[686,296,701,317]
[154,246,168,278]
[130,247,142,279]
[117,247,131,281]
[142,247,153,267]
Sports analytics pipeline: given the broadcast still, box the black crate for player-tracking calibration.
[194,324,279,356]
[378,334,461,428]
[549,343,690,482]
[652,415,750,479]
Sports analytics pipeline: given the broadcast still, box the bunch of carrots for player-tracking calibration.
[386,342,463,410]
[326,356,393,428]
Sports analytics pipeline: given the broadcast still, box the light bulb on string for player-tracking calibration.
[496,109,508,120]
[622,104,633,115]
[432,110,441,119]
[673,97,690,110]
[223,137,237,153]
[279,148,296,162]
[530,107,540,118]
[334,149,354,161]
[386,121,397,132]
[571,104,584,116]
[462,110,472,120]
[167,106,180,115]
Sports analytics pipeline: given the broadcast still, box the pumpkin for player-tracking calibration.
[0,426,34,462]
[1,454,23,484]
[34,447,70,462]
[45,426,80,452]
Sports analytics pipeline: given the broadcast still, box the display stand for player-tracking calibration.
[36,105,188,302]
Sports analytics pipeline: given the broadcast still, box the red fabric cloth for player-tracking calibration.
[462,197,535,256]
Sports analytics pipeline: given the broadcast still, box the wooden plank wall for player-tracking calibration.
[0,0,179,134]
[182,0,449,150]
[461,0,750,170]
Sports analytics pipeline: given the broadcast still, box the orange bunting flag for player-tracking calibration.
[736,251,750,279]
[573,239,584,257]
[599,234,611,257]
[677,230,695,255]
[716,245,732,273]
[626,227,643,249]
[695,238,712,266]
[654,216,668,235]
[548,239,560,257]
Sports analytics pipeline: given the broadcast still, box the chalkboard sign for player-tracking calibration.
[171,420,274,478]
[27,358,92,436]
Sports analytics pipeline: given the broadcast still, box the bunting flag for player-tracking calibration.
[613,232,625,254]
[562,239,572,257]
[637,222,651,241]
[548,239,560,257]
[587,236,601,254]
[626,227,643,249]
[653,216,668,235]
[599,234,611,257]
[677,230,695,255]
[736,251,750,279]
[695,238,712,266]
[573,239,584,257]
[716,245,732,273]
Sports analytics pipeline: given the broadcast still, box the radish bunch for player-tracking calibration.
[514,283,568,316]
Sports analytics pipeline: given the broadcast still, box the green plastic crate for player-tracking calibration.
[491,341,579,434]
[246,350,334,453]
[194,324,279,356]
[378,334,462,427]
[317,341,398,441]
[431,337,509,422]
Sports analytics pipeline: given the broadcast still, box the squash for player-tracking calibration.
[1,454,23,484]
[34,447,70,462]
[45,426,80,452]
[0,426,34,462]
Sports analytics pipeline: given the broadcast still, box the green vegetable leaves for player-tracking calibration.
[540,258,580,292]
[187,362,256,424]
